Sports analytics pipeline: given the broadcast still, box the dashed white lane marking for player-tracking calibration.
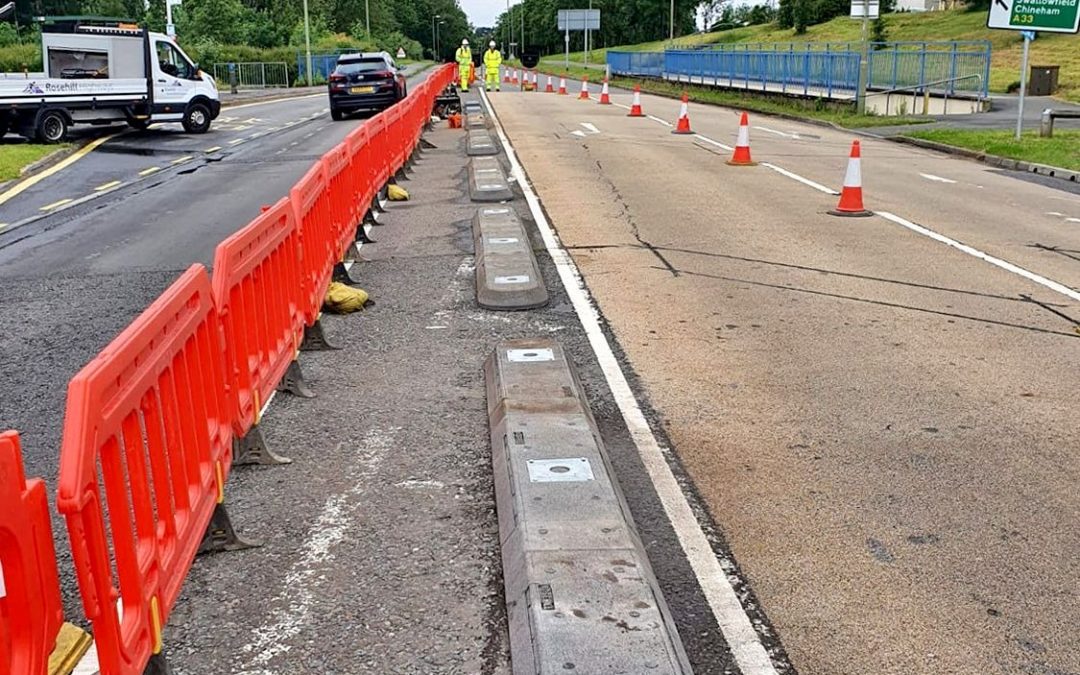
[694,134,734,152]
[1046,211,1064,216]
[761,162,838,195]
[877,211,1080,303]
[919,172,957,184]
[754,125,800,140]
[571,130,587,137]
[228,138,246,145]
[581,122,601,134]
[1066,218,1080,223]
[480,88,782,675]
[647,114,673,127]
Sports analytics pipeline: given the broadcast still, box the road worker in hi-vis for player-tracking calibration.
[455,38,472,91]
[483,41,502,92]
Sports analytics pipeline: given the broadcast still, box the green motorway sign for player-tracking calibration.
[987,0,1080,33]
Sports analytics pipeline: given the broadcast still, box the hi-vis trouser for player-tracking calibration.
[456,50,472,90]
[485,68,500,90]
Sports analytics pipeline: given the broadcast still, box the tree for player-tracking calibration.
[793,0,810,34]
[778,0,795,29]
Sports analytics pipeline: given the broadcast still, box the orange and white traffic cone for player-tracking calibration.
[830,140,873,217]
[578,77,590,100]
[512,69,519,85]
[558,77,568,95]
[545,75,554,93]
[599,79,611,104]
[627,84,644,117]
[531,71,539,90]
[503,68,511,84]
[672,92,692,134]
[727,112,756,166]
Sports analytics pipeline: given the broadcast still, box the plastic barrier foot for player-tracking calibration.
[233,426,292,466]
[421,138,438,150]
[301,319,341,351]
[394,167,411,183]
[48,622,93,675]
[198,503,259,554]
[343,241,365,261]
[332,261,359,285]
[373,193,388,214]
[144,652,176,675]
[355,223,376,245]
[276,359,316,398]
[365,210,385,227]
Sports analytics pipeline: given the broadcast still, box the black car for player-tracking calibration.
[328,52,408,120]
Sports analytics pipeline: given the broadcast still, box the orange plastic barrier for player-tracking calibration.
[322,142,355,258]
[0,431,64,675]
[212,198,306,435]
[291,162,335,325]
[57,265,233,675]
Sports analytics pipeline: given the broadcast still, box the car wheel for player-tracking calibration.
[0,117,9,138]
[331,107,345,121]
[35,110,68,144]
[182,102,212,134]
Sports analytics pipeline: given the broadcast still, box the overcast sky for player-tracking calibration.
[461,0,509,28]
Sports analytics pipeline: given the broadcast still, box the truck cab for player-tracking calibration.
[0,17,220,142]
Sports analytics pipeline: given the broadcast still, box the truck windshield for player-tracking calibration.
[156,41,195,79]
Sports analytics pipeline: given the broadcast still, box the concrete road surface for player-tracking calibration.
[488,86,1080,675]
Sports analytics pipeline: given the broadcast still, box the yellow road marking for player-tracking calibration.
[233,125,250,131]
[0,133,119,208]
[228,138,245,145]
[205,146,222,153]
[0,223,8,230]
[95,180,122,191]
[171,155,194,165]
[139,166,161,176]
[40,198,73,211]
[224,93,325,111]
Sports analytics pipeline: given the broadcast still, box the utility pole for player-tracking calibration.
[365,0,370,39]
[431,14,440,60]
[670,0,675,41]
[521,2,525,54]
[303,0,313,86]
[507,0,513,60]
[856,0,869,114]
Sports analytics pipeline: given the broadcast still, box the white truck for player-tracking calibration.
[0,17,220,142]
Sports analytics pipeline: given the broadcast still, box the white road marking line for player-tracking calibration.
[571,130,587,137]
[481,88,781,675]
[919,173,957,184]
[581,122,601,134]
[233,125,251,131]
[206,146,222,153]
[693,134,734,152]
[613,102,631,110]
[40,198,73,211]
[138,166,161,176]
[171,155,193,165]
[877,211,1080,303]
[1045,211,1064,216]
[647,114,673,127]
[1067,218,1080,223]
[0,223,7,230]
[754,125,800,140]
[761,162,839,195]
[228,138,246,145]
[95,180,122,191]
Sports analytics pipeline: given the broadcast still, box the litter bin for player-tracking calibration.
[1029,65,1059,96]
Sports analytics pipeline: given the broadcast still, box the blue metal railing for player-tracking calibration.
[296,51,363,83]
[607,41,991,98]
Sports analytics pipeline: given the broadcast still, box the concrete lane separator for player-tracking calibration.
[467,129,499,157]
[479,88,783,675]
[469,156,514,202]
[472,207,549,310]
[485,339,692,674]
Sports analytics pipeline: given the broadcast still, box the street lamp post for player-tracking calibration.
[365,0,370,39]
[432,14,440,60]
[507,0,513,60]
[302,0,313,86]
[669,0,675,41]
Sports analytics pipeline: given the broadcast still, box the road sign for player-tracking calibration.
[557,9,600,31]
[850,0,880,19]
[988,0,1079,34]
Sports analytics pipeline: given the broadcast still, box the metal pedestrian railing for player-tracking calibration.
[211,62,290,88]
[608,40,991,100]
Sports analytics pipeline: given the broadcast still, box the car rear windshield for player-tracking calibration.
[335,59,388,74]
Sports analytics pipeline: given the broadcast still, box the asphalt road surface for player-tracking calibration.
[489,86,1080,675]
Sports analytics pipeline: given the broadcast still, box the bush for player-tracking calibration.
[1006,79,1022,93]
[0,43,44,72]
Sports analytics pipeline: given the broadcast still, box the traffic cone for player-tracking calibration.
[727,112,756,166]
[558,77,568,95]
[546,75,554,93]
[599,79,611,104]
[627,84,644,117]
[578,77,589,100]
[672,92,692,134]
[829,140,873,217]
[504,67,510,84]
[512,69,519,85]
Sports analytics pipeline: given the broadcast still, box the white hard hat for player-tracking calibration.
[489,40,496,48]
[462,38,469,45]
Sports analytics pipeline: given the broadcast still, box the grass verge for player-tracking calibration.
[903,129,1080,171]
[522,62,932,129]
[0,143,68,182]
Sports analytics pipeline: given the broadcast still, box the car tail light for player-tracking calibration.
[373,70,393,79]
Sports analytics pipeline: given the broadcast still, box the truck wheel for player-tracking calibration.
[127,118,150,131]
[36,110,69,144]
[0,118,9,138]
[182,103,212,134]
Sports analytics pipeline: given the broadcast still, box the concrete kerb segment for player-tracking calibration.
[485,339,692,675]
[472,207,549,310]
[467,129,499,156]
[469,156,514,202]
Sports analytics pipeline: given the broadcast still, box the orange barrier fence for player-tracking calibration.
[0,431,64,675]
[57,266,234,675]
[212,197,306,444]
[34,63,457,675]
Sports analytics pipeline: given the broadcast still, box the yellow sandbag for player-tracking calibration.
[323,282,369,314]
[388,184,410,201]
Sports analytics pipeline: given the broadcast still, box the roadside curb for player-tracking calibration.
[887,135,1079,184]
